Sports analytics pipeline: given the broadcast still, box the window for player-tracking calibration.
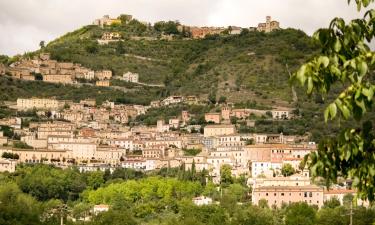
[309,192,312,197]
[274,193,276,196]
[281,193,284,196]
[266,193,268,196]
[304,192,307,197]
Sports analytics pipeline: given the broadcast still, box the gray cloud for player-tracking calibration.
[0,0,372,56]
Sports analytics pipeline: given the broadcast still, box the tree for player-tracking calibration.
[281,163,295,177]
[323,196,341,208]
[285,202,317,225]
[39,40,45,49]
[116,41,126,54]
[0,182,42,225]
[290,0,375,201]
[87,171,105,190]
[218,96,227,104]
[220,164,233,187]
[91,210,138,225]
[118,14,132,24]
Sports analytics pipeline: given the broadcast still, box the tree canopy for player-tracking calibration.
[291,0,375,201]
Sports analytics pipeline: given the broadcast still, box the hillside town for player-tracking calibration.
[1,3,373,224]
[0,93,363,208]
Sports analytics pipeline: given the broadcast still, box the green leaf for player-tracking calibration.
[355,99,366,113]
[318,56,330,68]
[296,65,307,85]
[358,61,368,76]
[334,39,342,52]
[362,87,374,101]
[324,107,330,122]
[341,105,351,119]
[326,103,337,120]
[307,77,313,94]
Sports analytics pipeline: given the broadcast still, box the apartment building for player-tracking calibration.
[43,74,73,84]
[95,70,112,80]
[17,98,64,111]
[204,124,236,137]
[252,185,324,208]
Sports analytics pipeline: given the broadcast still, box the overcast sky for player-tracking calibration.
[0,0,371,56]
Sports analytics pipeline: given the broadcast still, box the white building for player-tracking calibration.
[272,110,290,119]
[0,159,17,173]
[93,204,109,215]
[123,72,139,83]
[192,196,213,206]
[0,158,17,173]
[251,160,282,178]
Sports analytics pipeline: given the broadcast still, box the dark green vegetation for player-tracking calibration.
[1,164,375,225]
[291,0,375,201]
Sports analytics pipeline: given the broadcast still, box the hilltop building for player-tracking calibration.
[257,16,280,33]
[93,15,121,27]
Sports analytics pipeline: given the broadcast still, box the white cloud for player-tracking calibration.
[0,0,372,56]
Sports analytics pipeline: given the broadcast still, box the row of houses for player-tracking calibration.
[6,53,112,84]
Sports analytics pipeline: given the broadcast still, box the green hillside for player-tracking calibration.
[39,25,318,105]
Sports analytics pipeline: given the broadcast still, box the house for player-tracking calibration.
[102,32,121,40]
[205,113,221,124]
[0,159,17,173]
[43,74,73,84]
[168,118,180,129]
[257,16,280,33]
[192,196,213,206]
[157,120,170,133]
[84,70,95,80]
[93,204,109,215]
[185,96,199,105]
[96,80,110,87]
[142,148,164,159]
[189,26,225,39]
[204,124,236,137]
[252,185,324,208]
[272,110,290,120]
[123,72,139,83]
[251,160,280,178]
[95,70,112,80]
[80,99,96,107]
[249,174,311,188]
[17,98,64,111]
[162,96,183,106]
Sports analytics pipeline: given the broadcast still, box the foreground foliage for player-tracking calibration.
[291,0,375,201]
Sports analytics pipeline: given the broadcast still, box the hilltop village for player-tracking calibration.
[0,14,365,212]
[0,15,280,86]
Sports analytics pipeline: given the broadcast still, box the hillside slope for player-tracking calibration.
[39,26,318,105]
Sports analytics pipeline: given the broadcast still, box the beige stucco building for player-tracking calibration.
[252,185,324,208]
[204,124,236,137]
[257,16,280,33]
[43,74,73,84]
[17,98,64,111]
